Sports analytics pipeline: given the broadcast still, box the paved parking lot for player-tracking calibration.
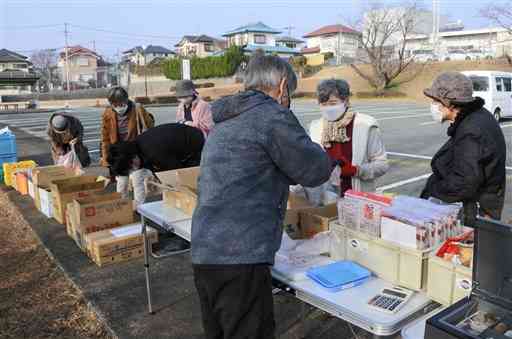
[2,99,511,214]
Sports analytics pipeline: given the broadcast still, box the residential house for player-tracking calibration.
[175,35,226,58]
[303,24,362,62]
[223,22,300,58]
[0,49,39,95]
[122,45,175,66]
[58,46,114,89]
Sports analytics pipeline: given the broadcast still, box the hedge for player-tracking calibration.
[162,46,246,80]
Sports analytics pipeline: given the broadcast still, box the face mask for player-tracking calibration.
[114,105,128,116]
[430,103,443,123]
[179,96,194,105]
[321,103,347,122]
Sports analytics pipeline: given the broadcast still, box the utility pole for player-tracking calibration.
[336,15,343,65]
[432,0,440,58]
[92,40,96,52]
[64,22,70,92]
[283,25,295,37]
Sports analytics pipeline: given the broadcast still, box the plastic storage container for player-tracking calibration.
[329,221,347,260]
[427,254,472,305]
[0,131,16,156]
[3,160,35,187]
[306,260,371,292]
[333,222,431,291]
[0,154,18,182]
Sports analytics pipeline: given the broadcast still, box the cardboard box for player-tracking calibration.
[28,177,35,199]
[38,187,53,218]
[287,192,312,209]
[33,165,77,210]
[32,165,77,188]
[69,193,134,250]
[157,167,199,215]
[50,175,104,225]
[285,203,337,239]
[86,223,158,267]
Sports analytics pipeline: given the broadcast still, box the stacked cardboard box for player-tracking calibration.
[86,223,158,266]
[50,175,104,224]
[158,167,199,216]
[32,166,77,213]
[66,192,134,251]
[284,204,338,240]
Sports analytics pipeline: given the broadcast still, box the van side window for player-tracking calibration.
[496,77,503,92]
[503,77,512,92]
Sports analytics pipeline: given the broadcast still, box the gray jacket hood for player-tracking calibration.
[212,90,275,123]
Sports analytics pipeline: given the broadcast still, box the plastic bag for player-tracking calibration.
[56,144,84,175]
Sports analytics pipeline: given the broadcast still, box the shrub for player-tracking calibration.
[162,46,247,80]
[153,96,178,104]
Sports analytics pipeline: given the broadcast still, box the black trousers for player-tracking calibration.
[193,264,276,339]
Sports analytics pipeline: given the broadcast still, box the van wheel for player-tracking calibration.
[494,109,501,122]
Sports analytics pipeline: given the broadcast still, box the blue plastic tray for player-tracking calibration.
[306,261,371,292]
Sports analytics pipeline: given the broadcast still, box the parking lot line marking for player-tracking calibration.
[387,152,433,160]
[378,114,431,121]
[501,124,512,128]
[420,121,438,126]
[377,173,432,192]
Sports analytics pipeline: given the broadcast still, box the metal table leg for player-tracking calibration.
[142,216,154,314]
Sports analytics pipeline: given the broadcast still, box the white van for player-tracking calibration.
[462,71,512,121]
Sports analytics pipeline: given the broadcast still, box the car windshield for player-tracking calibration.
[469,76,489,92]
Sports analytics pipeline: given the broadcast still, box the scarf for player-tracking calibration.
[321,110,356,148]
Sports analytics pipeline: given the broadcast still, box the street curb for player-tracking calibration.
[1,186,119,339]
[0,109,57,115]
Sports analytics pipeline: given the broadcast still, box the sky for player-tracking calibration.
[0,0,501,60]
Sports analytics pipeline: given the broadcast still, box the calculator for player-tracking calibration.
[367,286,414,314]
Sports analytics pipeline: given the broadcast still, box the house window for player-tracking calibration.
[13,63,28,69]
[205,44,214,52]
[254,34,266,44]
[78,57,89,66]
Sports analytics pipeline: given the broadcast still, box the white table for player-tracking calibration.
[138,201,439,338]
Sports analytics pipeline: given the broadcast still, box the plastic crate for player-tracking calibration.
[427,254,472,305]
[0,153,18,184]
[0,132,16,156]
[3,160,36,187]
[333,222,431,291]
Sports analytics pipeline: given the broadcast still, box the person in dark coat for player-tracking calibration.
[107,123,204,176]
[191,55,332,339]
[421,72,506,225]
[47,113,91,168]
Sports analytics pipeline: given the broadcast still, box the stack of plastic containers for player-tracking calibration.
[0,128,17,182]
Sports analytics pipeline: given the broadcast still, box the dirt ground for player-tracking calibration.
[0,189,111,339]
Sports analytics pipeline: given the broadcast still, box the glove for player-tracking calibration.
[340,162,358,177]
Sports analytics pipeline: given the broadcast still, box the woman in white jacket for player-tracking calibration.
[309,79,389,194]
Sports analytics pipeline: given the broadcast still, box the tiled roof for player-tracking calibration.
[300,46,321,54]
[223,22,281,36]
[175,35,223,47]
[144,45,174,54]
[60,46,99,59]
[276,36,305,43]
[243,44,300,55]
[303,24,361,38]
[0,49,29,63]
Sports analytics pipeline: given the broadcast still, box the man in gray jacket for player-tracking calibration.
[191,56,332,339]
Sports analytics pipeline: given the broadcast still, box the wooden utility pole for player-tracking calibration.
[64,22,71,92]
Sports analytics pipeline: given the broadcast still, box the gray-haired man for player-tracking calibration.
[191,56,332,338]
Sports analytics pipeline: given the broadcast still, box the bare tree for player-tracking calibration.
[481,3,512,62]
[30,49,57,92]
[350,2,423,93]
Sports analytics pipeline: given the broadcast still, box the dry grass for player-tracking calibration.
[298,58,512,102]
[0,190,111,339]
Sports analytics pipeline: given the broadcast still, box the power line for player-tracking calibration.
[0,23,62,30]
[70,24,181,40]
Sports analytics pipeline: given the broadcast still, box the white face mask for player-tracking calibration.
[320,103,347,122]
[115,105,128,116]
[430,103,444,123]
[179,96,194,105]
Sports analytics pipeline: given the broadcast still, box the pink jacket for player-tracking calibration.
[176,97,214,137]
